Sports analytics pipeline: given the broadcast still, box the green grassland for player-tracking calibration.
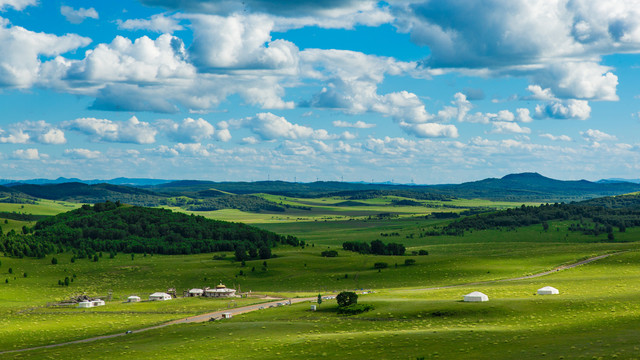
[0,200,81,216]
[1,195,640,358]
[9,251,640,359]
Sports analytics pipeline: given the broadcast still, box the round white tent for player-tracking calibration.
[127,295,141,302]
[537,286,559,295]
[463,291,489,302]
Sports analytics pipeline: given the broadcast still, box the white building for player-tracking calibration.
[463,291,489,302]
[221,312,233,319]
[537,286,559,295]
[188,288,204,297]
[149,292,172,301]
[78,301,93,308]
[92,299,105,307]
[127,296,141,302]
[204,283,237,298]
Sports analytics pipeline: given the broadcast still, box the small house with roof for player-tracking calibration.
[187,288,204,297]
[149,292,172,301]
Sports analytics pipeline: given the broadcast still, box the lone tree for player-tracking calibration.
[51,257,58,265]
[317,294,323,305]
[336,291,358,307]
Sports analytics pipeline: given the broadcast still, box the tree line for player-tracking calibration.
[342,239,406,256]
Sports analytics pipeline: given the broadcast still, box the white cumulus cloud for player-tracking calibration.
[64,148,101,159]
[540,133,572,141]
[117,14,183,33]
[581,129,617,142]
[0,20,91,88]
[535,100,591,120]
[159,117,215,143]
[12,148,41,160]
[60,6,99,24]
[332,120,376,129]
[64,116,157,144]
[232,112,337,141]
[491,121,531,134]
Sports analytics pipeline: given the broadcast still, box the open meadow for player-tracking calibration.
[0,196,639,358]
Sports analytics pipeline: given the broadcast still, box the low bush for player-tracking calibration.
[337,304,373,315]
[321,250,338,257]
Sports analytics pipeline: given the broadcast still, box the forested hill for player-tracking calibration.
[12,182,166,206]
[28,202,299,256]
[578,192,640,209]
[437,193,640,237]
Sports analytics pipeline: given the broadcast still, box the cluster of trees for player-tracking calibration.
[166,194,287,212]
[342,240,406,256]
[0,231,57,258]
[27,201,299,257]
[0,194,37,204]
[330,190,452,201]
[321,250,338,257]
[0,211,47,222]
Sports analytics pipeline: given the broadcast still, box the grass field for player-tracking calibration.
[1,196,639,359]
[8,251,640,359]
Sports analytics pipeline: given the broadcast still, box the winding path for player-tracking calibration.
[0,252,621,356]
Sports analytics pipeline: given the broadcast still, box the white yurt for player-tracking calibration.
[127,295,141,302]
[537,286,559,295]
[463,291,489,302]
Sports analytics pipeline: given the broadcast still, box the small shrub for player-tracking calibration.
[337,304,373,315]
[405,259,416,266]
[51,257,58,265]
[321,250,338,257]
[373,262,388,270]
[418,250,429,256]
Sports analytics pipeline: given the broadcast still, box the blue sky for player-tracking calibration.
[1,0,640,183]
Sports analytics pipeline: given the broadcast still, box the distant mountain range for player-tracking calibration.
[0,177,171,187]
[597,178,640,184]
[1,172,640,203]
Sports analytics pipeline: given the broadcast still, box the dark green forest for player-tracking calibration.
[0,202,300,258]
[439,195,640,238]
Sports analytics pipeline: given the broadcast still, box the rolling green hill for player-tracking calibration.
[1,201,300,258]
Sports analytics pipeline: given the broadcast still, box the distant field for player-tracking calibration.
[0,200,81,216]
